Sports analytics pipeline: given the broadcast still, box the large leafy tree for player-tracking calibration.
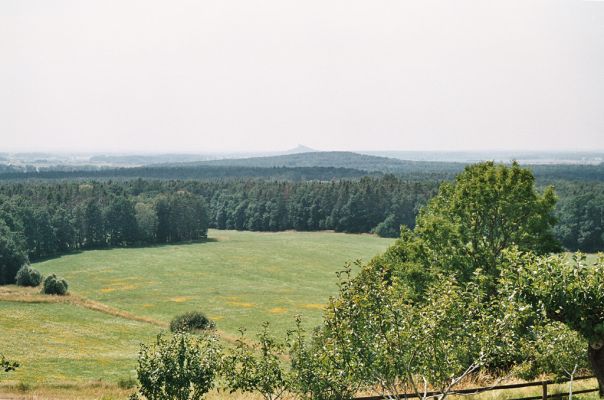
[295,263,519,400]
[302,162,573,398]
[413,161,559,283]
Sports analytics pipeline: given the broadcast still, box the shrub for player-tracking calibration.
[15,265,42,287]
[0,353,18,377]
[41,274,68,295]
[136,333,221,400]
[222,323,292,400]
[372,214,401,238]
[170,312,215,333]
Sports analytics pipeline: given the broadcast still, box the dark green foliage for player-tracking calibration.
[170,312,215,333]
[0,163,602,275]
[0,183,212,273]
[554,184,604,252]
[0,220,28,285]
[0,165,371,181]
[206,175,436,234]
[79,200,105,248]
[372,214,401,238]
[156,192,208,243]
[15,265,42,287]
[104,196,139,246]
[41,274,68,295]
[414,161,560,282]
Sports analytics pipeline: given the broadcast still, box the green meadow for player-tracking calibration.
[0,230,394,385]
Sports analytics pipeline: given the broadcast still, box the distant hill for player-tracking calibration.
[284,144,316,154]
[1,150,602,182]
[188,151,466,174]
[86,146,316,166]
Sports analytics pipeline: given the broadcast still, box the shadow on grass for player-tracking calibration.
[31,237,220,263]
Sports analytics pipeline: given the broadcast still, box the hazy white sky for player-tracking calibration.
[1,0,603,153]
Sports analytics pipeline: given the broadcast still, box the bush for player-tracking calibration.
[41,274,68,295]
[136,333,221,400]
[0,353,18,376]
[372,214,401,238]
[170,312,215,333]
[15,265,42,287]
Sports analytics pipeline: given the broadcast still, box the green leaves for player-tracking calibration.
[222,323,291,400]
[307,263,520,399]
[514,322,588,381]
[501,249,604,345]
[135,333,221,400]
[415,161,560,285]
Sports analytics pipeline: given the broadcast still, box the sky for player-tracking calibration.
[1,0,603,153]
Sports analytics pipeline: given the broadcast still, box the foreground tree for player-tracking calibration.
[414,161,559,283]
[297,162,575,398]
[135,333,220,400]
[501,251,604,394]
[304,263,518,400]
[222,323,291,400]
[289,315,359,400]
[515,322,588,400]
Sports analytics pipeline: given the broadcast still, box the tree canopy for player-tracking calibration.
[414,161,560,282]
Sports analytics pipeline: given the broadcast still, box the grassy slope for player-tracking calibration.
[0,230,393,387]
[32,230,394,337]
[0,301,157,384]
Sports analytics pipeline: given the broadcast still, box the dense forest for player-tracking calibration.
[0,165,374,181]
[0,173,603,284]
[0,183,209,284]
[0,177,436,269]
[1,153,603,285]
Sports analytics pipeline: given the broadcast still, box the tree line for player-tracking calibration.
[1,174,603,284]
[0,185,209,284]
[0,165,373,181]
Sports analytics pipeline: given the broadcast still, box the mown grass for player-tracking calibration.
[0,230,394,389]
[1,231,599,399]
[0,301,157,385]
[31,230,394,337]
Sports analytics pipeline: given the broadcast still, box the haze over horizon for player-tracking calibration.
[2,0,603,153]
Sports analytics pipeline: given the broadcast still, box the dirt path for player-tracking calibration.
[0,286,241,344]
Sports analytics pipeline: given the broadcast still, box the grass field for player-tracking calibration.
[1,231,600,399]
[0,230,394,388]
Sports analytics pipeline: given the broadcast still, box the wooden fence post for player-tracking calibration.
[542,382,548,400]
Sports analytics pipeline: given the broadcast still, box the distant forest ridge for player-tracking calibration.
[0,165,374,181]
[0,151,603,182]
